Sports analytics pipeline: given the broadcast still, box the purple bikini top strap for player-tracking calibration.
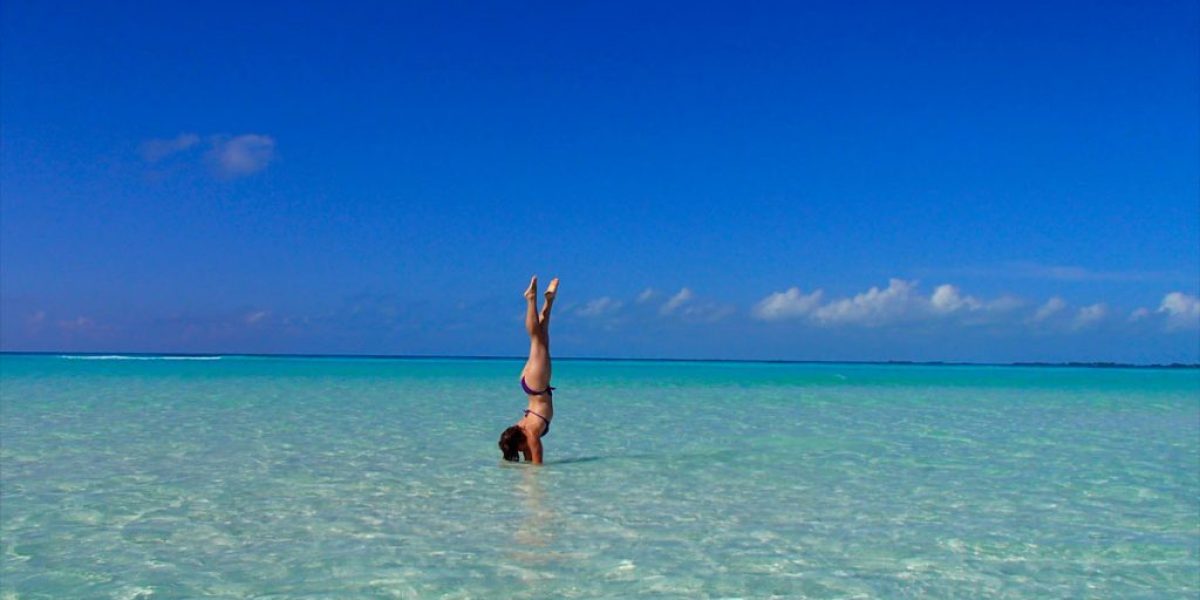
[524,408,550,424]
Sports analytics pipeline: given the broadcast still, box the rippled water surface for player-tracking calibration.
[2,355,1198,598]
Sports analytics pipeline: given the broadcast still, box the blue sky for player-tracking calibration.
[2,1,1197,363]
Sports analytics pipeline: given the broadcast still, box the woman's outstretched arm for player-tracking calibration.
[527,436,543,465]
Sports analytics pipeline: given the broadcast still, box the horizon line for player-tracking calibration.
[1,351,1196,370]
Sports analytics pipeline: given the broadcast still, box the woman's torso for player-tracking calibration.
[524,396,553,422]
[519,364,553,433]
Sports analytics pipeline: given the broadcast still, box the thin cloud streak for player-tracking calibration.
[576,297,623,318]
[660,288,694,315]
[140,133,200,162]
[140,132,276,179]
[923,262,1188,283]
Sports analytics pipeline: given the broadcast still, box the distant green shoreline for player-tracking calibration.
[1,351,1196,370]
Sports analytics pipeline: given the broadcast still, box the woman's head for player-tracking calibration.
[498,425,527,461]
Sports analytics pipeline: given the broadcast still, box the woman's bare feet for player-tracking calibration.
[524,276,538,301]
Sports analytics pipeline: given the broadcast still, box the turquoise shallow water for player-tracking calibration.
[1,355,1197,598]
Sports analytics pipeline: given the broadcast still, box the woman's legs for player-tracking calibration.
[524,276,541,340]
[522,276,557,389]
[540,278,558,341]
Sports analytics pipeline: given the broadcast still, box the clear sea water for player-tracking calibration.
[1,354,1197,599]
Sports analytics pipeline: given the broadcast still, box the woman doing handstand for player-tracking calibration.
[498,276,558,464]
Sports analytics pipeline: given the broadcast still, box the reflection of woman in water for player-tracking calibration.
[499,276,558,465]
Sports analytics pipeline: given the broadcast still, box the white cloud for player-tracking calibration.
[1129,307,1151,322]
[650,288,733,322]
[576,297,623,318]
[753,279,1021,327]
[141,133,201,162]
[1158,292,1200,330]
[660,288,694,315]
[141,132,276,178]
[1033,297,1067,322]
[244,310,271,325]
[812,279,919,326]
[752,287,824,321]
[930,284,982,313]
[1072,303,1107,329]
[636,288,658,304]
[209,134,276,177]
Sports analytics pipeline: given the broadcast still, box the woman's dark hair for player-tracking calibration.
[498,425,525,461]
